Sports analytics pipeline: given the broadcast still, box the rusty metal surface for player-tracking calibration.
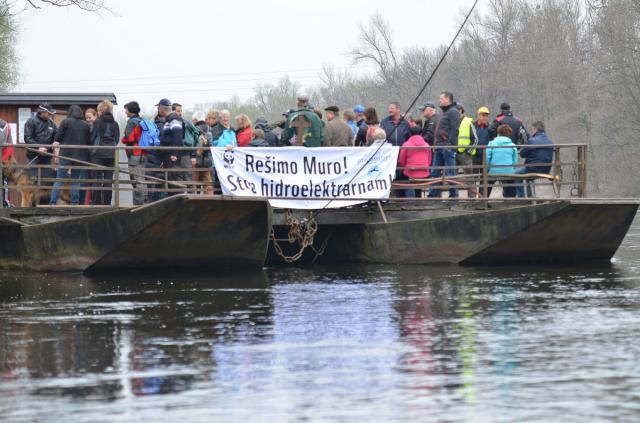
[87,197,271,273]
[0,196,271,272]
[269,201,638,266]
[461,203,639,265]
[322,202,570,265]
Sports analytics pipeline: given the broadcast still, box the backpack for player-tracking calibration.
[134,118,160,147]
[183,121,201,147]
[196,132,210,156]
[496,114,528,145]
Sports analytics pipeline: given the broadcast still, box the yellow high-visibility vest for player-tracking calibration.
[458,116,476,155]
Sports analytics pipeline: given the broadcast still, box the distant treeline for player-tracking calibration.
[193,0,640,196]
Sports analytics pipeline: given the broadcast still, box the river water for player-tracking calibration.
[1,218,639,422]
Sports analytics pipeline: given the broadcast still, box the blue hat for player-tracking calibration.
[155,98,172,107]
[353,105,365,113]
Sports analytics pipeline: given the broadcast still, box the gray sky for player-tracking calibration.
[15,0,478,111]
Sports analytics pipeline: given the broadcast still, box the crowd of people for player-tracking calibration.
[2,90,557,206]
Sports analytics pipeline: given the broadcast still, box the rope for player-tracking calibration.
[270,1,481,263]
[312,0,481,215]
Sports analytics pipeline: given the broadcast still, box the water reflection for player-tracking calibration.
[0,228,639,421]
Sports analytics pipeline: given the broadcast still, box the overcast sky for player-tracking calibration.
[14,0,478,111]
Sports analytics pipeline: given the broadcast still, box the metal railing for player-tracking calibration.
[0,143,587,208]
[392,143,587,199]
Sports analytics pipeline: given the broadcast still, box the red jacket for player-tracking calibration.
[121,122,146,156]
[236,127,253,147]
[399,135,432,179]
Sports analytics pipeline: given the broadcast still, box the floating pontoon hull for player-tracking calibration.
[270,201,638,266]
[0,196,272,273]
[0,197,635,272]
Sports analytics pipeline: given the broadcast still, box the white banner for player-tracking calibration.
[210,146,400,209]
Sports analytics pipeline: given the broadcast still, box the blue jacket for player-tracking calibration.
[381,116,411,146]
[520,131,554,174]
[486,136,518,174]
[213,128,237,148]
[347,120,358,136]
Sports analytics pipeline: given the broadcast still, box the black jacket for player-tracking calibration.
[249,138,270,147]
[422,114,439,144]
[435,104,460,146]
[54,110,91,162]
[91,112,120,160]
[24,115,57,160]
[210,122,229,143]
[264,130,279,147]
[354,119,368,146]
[254,119,280,147]
[488,111,529,145]
[160,112,184,159]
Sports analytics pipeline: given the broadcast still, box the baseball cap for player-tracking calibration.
[477,106,490,115]
[353,105,365,113]
[155,98,172,107]
[418,102,436,111]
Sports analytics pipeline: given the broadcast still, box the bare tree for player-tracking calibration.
[23,0,112,13]
[348,12,399,88]
[253,76,300,121]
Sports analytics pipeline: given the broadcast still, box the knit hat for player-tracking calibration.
[38,103,56,114]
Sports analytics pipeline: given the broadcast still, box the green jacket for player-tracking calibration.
[281,109,324,147]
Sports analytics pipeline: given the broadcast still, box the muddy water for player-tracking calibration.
[1,218,639,422]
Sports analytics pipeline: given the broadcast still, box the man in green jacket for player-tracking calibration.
[280,107,324,148]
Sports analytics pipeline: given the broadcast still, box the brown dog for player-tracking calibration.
[2,156,70,207]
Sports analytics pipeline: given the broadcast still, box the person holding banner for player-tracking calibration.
[211,110,237,148]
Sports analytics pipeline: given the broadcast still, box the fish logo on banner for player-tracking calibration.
[367,165,382,179]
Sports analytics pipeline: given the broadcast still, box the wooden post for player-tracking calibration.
[377,201,388,223]
[113,147,120,208]
[578,145,587,198]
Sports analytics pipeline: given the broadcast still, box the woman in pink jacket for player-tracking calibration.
[398,125,432,198]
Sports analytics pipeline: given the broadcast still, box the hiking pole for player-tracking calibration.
[314,0,481,214]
